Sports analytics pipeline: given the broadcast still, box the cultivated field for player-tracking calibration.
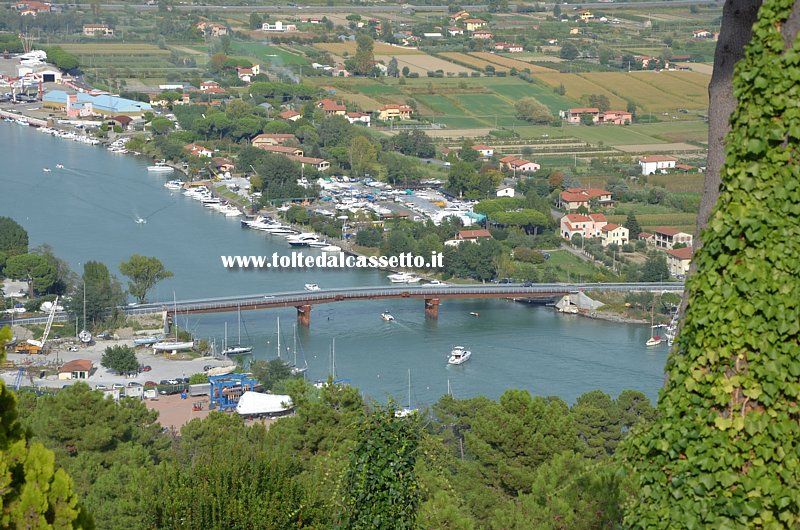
[374,54,473,76]
[314,42,424,55]
[536,72,628,109]
[60,43,170,55]
[233,42,308,65]
[439,52,510,72]
[469,52,557,73]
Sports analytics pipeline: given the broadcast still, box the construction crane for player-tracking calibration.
[14,296,59,355]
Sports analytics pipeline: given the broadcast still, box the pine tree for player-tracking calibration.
[0,326,92,528]
[624,211,641,239]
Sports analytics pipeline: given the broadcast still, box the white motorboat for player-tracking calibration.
[381,311,395,321]
[423,280,448,287]
[320,244,342,252]
[56,164,64,169]
[78,329,92,344]
[288,233,321,247]
[135,218,146,224]
[222,345,253,355]
[218,204,242,217]
[448,346,472,365]
[164,180,183,190]
[304,283,321,291]
[147,161,174,172]
[42,167,51,172]
[387,272,421,284]
[308,240,331,248]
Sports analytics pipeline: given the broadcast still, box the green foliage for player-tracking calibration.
[0,329,91,529]
[624,211,642,239]
[249,359,293,391]
[149,117,174,135]
[0,217,28,257]
[354,34,375,75]
[101,345,139,375]
[75,261,124,327]
[514,97,553,124]
[623,1,800,527]
[119,254,173,304]
[443,239,503,281]
[4,253,55,295]
[188,373,208,384]
[45,46,80,71]
[344,405,421,530]
[559,42,579,60]
[638,253,669,282]
[355,227,384,248]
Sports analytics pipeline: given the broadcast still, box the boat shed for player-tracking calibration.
[43,90,153,117]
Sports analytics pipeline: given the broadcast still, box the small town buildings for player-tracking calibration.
[14,0,51,15]
[317,98,346,115]
[447,26,464,36]
[464,19,487,31]
[262,21,297,32]
[580,10,594,21]
[639,155,677,175]
[653,227,693,250]
[494,42,523,52]
[560,213,607,240]
[561,108,632,125]
[638,232,654,245]
[195,21,228,37]
[199,81,226,94]
[237,65,260,83]
[288,156,330,171]
[472,30,494,39]
[449,10,471,23]
[496,186,515,198]
[456,229,493,242]
[346,111,371,126]
[471,144,494,158]
[599,110,632,125]
[251,133,297,147]
[58,359,92,380]
[82,23,114,36]
[378,104,413,121]
[600,224,629,247]
[258,145,304,156]
[692,29,712,38]
[184,143,213,157]
[558,187,613,211]
[666,246,693,277]
[278,110,302,121]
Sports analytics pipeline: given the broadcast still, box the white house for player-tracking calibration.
[496,186,515,198]
[471,144,494,158]
[639,155,677,175]
[346,111,371,126]
[653,227,693,250]
[262,21,297,32]
[560,213,607,240]
[666,246,693,277]
[600,223,629,247]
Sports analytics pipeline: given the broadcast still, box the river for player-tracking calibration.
[0,123,669,406]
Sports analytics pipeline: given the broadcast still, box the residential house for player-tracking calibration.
[692,29,712,38]
[262,21,297,32]
[599,110,632,125]
[332,64,351,77]
[251,133,297,147]
[346,111,371,126]
[639,155,677,175]
[82,23,114,36]
[560,213,607,240]
[237,68,254,83]
[580,11,594,21]
[288,155,330,171]
[494,42,523,52]
[666,246,693,277]
[558,187,613,211]
[472,30,494,39]
[563,107,600,124]
[378,104,413,121]
[653,227,693,250]
[600,223,629,247]
[184,143,213,157]
[423,32,443,38]
[195,21,228,37]
[449,10,471,24]
[507,159,540,173]
[65,94,92,117]
[456,229,493,242]
[212,157,235,173]
[199,81,226,94]
[496,186,515,198]
[472,144,494,158]
[464,19,487,31]
[638,232,654,245]
[258,145,304,156]
[278,110,302,121]
[317,98,346,115]
[447,26,464,36]
[14,0,51,15]
[300,16,321,23]
[58,359,92,380]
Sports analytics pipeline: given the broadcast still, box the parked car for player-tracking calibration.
[142,365,152,372]
[159,379,169,385]
[67,346,79,352]
[144,381,158,387]
[95,384,107,390]
[203,365,212,371]
[112,383,125,389]
[127,382,142,387]
[167,379,180,385]
[522,281,533,287]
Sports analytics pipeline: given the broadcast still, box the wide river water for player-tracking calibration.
[0,123,669,406]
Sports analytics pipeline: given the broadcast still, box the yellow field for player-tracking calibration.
[469,52,556,73]
[333,91,383,111]
[536,72,627,109]
[59,43,170,55]
[314,42,423,55]
[582,72,707,111]
[440,52,510,72]
[374,54,472,76]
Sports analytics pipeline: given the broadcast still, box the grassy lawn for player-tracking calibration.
[543,250,603,282]
[488,80,579,114]
[232,42,308,65]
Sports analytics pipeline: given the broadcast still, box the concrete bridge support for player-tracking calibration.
[424,298,440,319]
[296,304,312,326]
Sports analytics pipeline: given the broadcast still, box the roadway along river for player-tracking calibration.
[0,124,669,405]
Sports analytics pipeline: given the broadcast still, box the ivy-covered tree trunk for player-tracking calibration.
[624,1,800,527]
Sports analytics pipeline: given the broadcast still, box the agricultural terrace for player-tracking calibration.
[231,42,308,65]
[468,53,558,74]
[314,42,472,75]
[313,42,424,56]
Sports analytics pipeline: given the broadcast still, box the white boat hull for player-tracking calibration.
[152,341,194,351]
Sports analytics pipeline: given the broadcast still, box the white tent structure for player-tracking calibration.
[235,391,293,416]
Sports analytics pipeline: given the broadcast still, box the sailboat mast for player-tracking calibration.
[293,324,297,366]
[332,338,336,379]
[224,322,227,351]
[237,304,241,344]
[407,368,411,409]
[82,281,86,330]
[276,317,281,359]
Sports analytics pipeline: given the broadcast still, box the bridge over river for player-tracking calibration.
[2,283,685,328]
[132,282,685,328]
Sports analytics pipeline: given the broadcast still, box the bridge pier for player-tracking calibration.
[296,304,312,326]
[424,298,440,319]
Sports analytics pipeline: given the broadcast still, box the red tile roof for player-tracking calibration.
[601,223,621,232]
[640,155,677,163]
[59,359,92,373]
[666,247,693,260]
[655,226,687,236]
[457,229,493,239]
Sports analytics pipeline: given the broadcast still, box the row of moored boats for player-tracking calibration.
[241,215,342,251]
[35,126,102,145]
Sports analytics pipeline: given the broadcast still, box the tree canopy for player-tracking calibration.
[0,217,28,257]
[119,255,173,304]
